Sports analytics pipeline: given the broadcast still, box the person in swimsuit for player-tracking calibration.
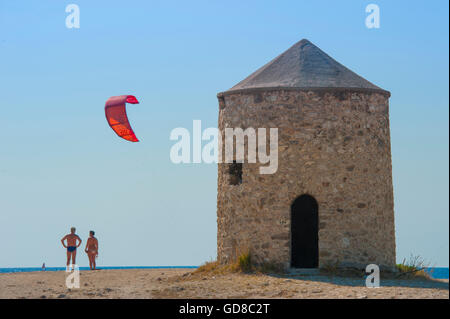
[85,231,99,270]
[61,227,82,268]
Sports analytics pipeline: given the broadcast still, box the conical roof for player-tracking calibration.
[221,39,389,96]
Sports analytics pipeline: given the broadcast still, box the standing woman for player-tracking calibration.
[85,231,99,270]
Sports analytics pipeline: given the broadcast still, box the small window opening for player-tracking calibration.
[228,161,242,185]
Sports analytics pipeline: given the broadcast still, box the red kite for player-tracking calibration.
[104,95,140,142]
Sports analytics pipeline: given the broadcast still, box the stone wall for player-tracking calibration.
[216,89,396,270]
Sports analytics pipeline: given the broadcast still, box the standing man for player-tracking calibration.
[61,227,82,268]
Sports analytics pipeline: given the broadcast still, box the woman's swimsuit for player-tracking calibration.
[67,246,77,252]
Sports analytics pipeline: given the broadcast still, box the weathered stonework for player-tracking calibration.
[216,88,396,270]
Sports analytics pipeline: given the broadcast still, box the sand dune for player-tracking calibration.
[0,268,448,299]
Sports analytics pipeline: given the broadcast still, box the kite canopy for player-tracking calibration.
[104,95,140,142]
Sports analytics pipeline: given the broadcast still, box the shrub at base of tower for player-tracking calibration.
[236,251,252,273]
[194,251,285,276]
[395,255,432,280]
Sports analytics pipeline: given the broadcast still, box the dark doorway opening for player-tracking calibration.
[228,161,242,185]
[291,194,319,268]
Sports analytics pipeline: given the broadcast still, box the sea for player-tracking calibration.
[0,266,448,279]
[0,266,197,273]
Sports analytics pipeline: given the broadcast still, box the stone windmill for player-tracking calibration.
[216,39,395,270]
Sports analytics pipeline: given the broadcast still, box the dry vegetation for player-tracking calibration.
[193,251,283,277]
[191,253,437,283]
[395,254,433,280]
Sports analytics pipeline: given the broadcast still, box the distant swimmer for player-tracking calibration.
[85,230,99,270]
[61,227,82,268]
[42,263,46,271]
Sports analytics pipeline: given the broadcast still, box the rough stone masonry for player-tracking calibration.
[216,39,396,270]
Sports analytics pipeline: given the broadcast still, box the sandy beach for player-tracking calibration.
[0,268,448,299]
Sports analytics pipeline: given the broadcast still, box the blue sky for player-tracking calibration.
[0,0,448,267]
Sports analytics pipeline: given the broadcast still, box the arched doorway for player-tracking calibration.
[291,194,319,268]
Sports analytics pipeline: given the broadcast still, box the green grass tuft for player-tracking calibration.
[192,250,285,277]
[235,251,252,273]
[396,254,432,279]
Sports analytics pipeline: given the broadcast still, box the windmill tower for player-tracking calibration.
[216,39,395,270]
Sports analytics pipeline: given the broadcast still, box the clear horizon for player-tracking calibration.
[0,0,448,268]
